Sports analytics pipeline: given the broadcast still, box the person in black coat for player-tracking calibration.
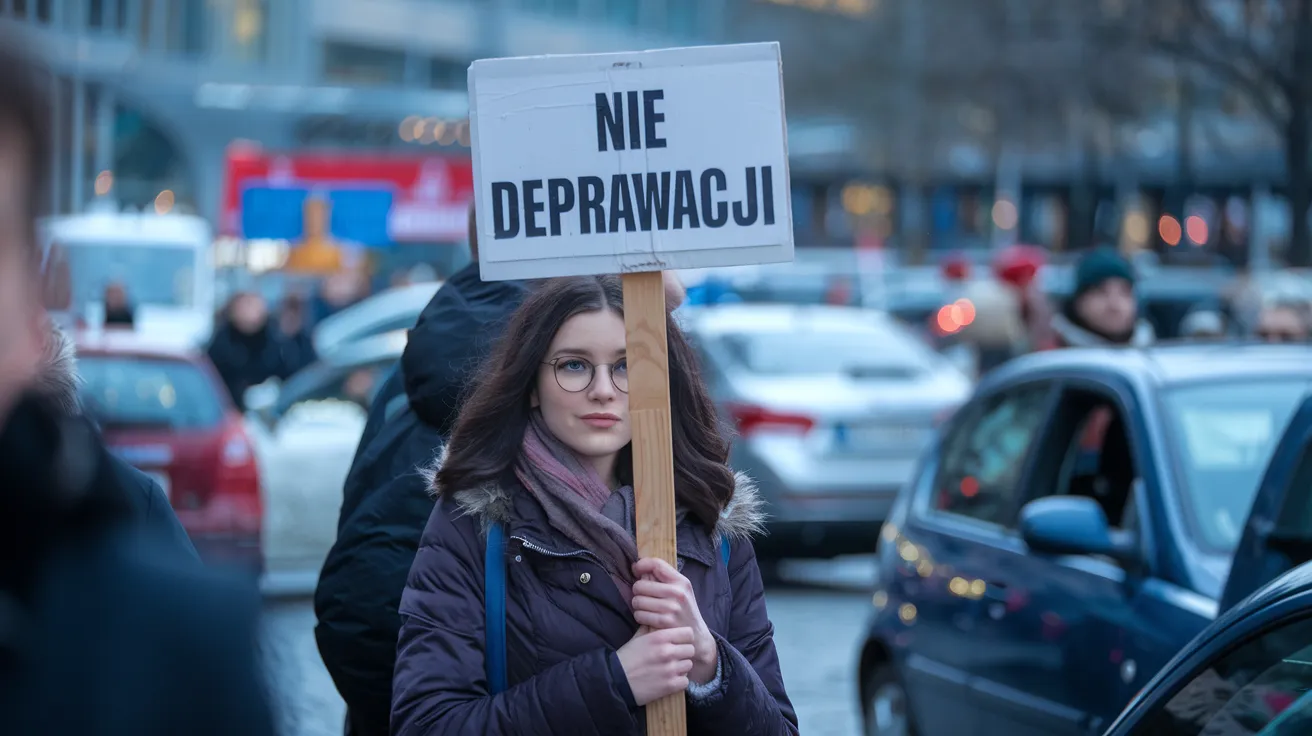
[207,291,291,411]
[314,210,534,736]
[0,393,277,736]
[0,33,275,735]
[32,319,200,563]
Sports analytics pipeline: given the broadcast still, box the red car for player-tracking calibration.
[74,331,264,574]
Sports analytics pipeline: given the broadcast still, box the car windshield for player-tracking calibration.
[1161,379,1311,552]
[59,242,197,310]
[78,356,225,431]
[718,328,940,378]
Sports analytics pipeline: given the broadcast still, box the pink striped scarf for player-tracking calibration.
[514,410,640,603]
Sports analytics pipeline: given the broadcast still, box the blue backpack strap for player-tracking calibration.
[720,536,731,568]
[484,521,509,695]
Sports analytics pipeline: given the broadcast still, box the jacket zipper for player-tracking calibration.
[511,535,603,567]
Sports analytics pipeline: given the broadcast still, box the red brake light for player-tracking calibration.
[213,418,262,532]
[727,403,814,436]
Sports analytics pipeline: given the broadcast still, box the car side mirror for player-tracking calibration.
[1020,496,1138,564]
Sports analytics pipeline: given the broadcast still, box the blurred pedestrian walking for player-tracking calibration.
[1254,300,1310,343]
[102,281,135,328]
[0,33,275,736]
[207,291,291,411]
[275,293,317,378]
[1051,247,1155,348]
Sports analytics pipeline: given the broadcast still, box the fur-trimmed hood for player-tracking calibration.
[35,319,82,416]
[1051,312,1155,348]
[420,444,768,543]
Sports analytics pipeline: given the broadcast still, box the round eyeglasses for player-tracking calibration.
[544,357,628,394]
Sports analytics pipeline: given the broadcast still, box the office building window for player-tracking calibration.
[323,42,407,85]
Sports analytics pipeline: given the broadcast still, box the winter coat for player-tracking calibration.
[391,468,799,736]
[0,393,275,736]
[206,323,292,411]
[315,263,532,736]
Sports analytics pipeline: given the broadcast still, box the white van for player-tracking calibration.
[40,210,217,347]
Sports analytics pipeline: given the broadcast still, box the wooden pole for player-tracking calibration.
[620,270,686,736]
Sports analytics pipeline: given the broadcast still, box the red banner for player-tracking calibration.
[221,146,474,243]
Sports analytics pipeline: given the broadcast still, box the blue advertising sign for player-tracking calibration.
[240,186,395,246]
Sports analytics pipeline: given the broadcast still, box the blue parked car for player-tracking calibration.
[1105,560,1312,734]
[857,344,1312,736]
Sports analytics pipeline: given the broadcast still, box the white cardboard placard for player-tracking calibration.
[468,42,794,282]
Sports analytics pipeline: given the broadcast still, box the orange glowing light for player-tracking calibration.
[1158,215,1182,247]
[1185,215,1209,245]
[954,298,976,325]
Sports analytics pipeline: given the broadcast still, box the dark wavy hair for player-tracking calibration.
[437,274,735,529]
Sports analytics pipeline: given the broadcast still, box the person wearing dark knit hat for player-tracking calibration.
[1051,247,1155,348]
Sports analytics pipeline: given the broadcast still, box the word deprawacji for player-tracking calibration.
[489,89,777,240]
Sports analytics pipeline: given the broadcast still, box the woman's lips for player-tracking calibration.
[581,414,620,429]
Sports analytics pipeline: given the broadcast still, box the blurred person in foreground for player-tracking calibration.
[957,277,1026,376]
[315,206,686,736]
[993,244,1058,351]
[1051,247,1155,349]
[207,290,290,411]
[1254,301,1310,343]
[0,35,274,736]
[102,281,135,328]
[32,318,199,562]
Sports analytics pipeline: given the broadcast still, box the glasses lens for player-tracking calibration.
[611,358,628,393]
[554,358,594,392]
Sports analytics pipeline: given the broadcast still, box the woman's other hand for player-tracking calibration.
[615,626,696,705]
[631,557,718,684]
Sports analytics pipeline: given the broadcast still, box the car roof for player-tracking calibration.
[318,328,409,368]
[986,342,1312,389]
[313,280,441,352]
[679,303,906,337]
[73,329,203,361]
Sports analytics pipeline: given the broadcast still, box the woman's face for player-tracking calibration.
[534,308,631,479]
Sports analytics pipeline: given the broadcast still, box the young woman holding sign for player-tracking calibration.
[391,274,798,735]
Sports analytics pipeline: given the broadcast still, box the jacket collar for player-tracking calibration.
[424,446,767,567]
[1051,312,1155,348]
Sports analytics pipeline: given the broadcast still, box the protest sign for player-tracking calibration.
[469,44,793,735]
[468,42,792,280]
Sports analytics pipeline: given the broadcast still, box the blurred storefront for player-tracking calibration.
[4,0,727,224]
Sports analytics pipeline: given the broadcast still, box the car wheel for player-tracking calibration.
[863,664,914,736]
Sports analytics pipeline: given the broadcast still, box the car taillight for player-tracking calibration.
[213,419,262,533]
[727,403,814,436]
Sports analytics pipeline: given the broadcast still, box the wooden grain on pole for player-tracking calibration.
[620,270,686,736]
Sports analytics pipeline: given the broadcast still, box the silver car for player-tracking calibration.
[681,304,972,559]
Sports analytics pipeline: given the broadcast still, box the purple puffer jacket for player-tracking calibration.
[391,468,799,736]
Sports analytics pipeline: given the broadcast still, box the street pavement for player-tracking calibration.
[260,556,876,736]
